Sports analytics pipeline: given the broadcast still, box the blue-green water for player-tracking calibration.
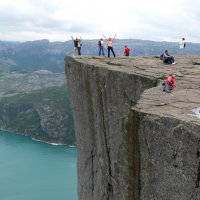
[0,131,78,200]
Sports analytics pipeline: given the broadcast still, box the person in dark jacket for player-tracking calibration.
[163,50,176,64]
[77,37,82,56]
[71,36,79,56]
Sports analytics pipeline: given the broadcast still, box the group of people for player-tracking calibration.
[71,36,186,59]
[160,38,186,65]
[71,35,187,94]
[161,38,186,93]
[71,36,82,56]
[97,35,117,57]
[71,34,131,58]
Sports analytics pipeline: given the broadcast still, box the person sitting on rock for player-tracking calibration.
[162,73,176,93]
[163,50,176,64]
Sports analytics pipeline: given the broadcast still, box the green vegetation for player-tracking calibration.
[12,109,43,133]
[0,84,75,145]
[0,60,10,72]
[0,71,10,77]
[1,85,67,105]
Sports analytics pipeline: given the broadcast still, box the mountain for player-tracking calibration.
[0,71,75,145]
[0,39,67,72]
[0,39,200,73]
[0,38,199,144]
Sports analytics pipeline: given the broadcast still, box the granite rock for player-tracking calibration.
[65,55,200,200]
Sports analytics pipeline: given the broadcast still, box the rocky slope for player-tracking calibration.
[65,56,200,200]
[0,71,75,145]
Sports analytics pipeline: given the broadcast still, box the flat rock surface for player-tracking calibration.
[72,55,200,123]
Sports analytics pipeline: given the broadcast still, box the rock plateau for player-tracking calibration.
[65,55,200,200]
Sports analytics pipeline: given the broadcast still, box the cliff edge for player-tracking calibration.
[65,55,200,200]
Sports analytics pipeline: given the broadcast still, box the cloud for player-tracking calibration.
[0,0,200,42]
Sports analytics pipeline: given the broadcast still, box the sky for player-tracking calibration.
[0,0,200,43]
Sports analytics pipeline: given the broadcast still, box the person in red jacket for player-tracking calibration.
[124,45,130,56]
[163,73,176,92]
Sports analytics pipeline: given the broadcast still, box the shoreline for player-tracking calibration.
[0,130,76,147]
[31,137,77,147]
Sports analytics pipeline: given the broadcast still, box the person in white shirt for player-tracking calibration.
[179,38,186,54]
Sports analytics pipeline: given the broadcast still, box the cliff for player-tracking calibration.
[0,71,75,145]
[65,55,200,200]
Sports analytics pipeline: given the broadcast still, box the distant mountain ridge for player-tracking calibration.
[0,39,200,72]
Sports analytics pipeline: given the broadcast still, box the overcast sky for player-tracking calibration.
[0,0,200,42]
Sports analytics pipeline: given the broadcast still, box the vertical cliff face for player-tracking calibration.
[65,56,158,200]
[65,56,200,200]
[128,110,200,200]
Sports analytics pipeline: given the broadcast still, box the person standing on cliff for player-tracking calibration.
[98,38,105,56]
[124,45,130,56]
[71,36,79,56]
[179,38,186,54]
[102,34,117,58]
[77,37,82,56]
[162,73,176,93]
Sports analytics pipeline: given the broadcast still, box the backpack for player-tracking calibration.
[98,41,101,46]
[74,40,78,47]
[160,53,164,60]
